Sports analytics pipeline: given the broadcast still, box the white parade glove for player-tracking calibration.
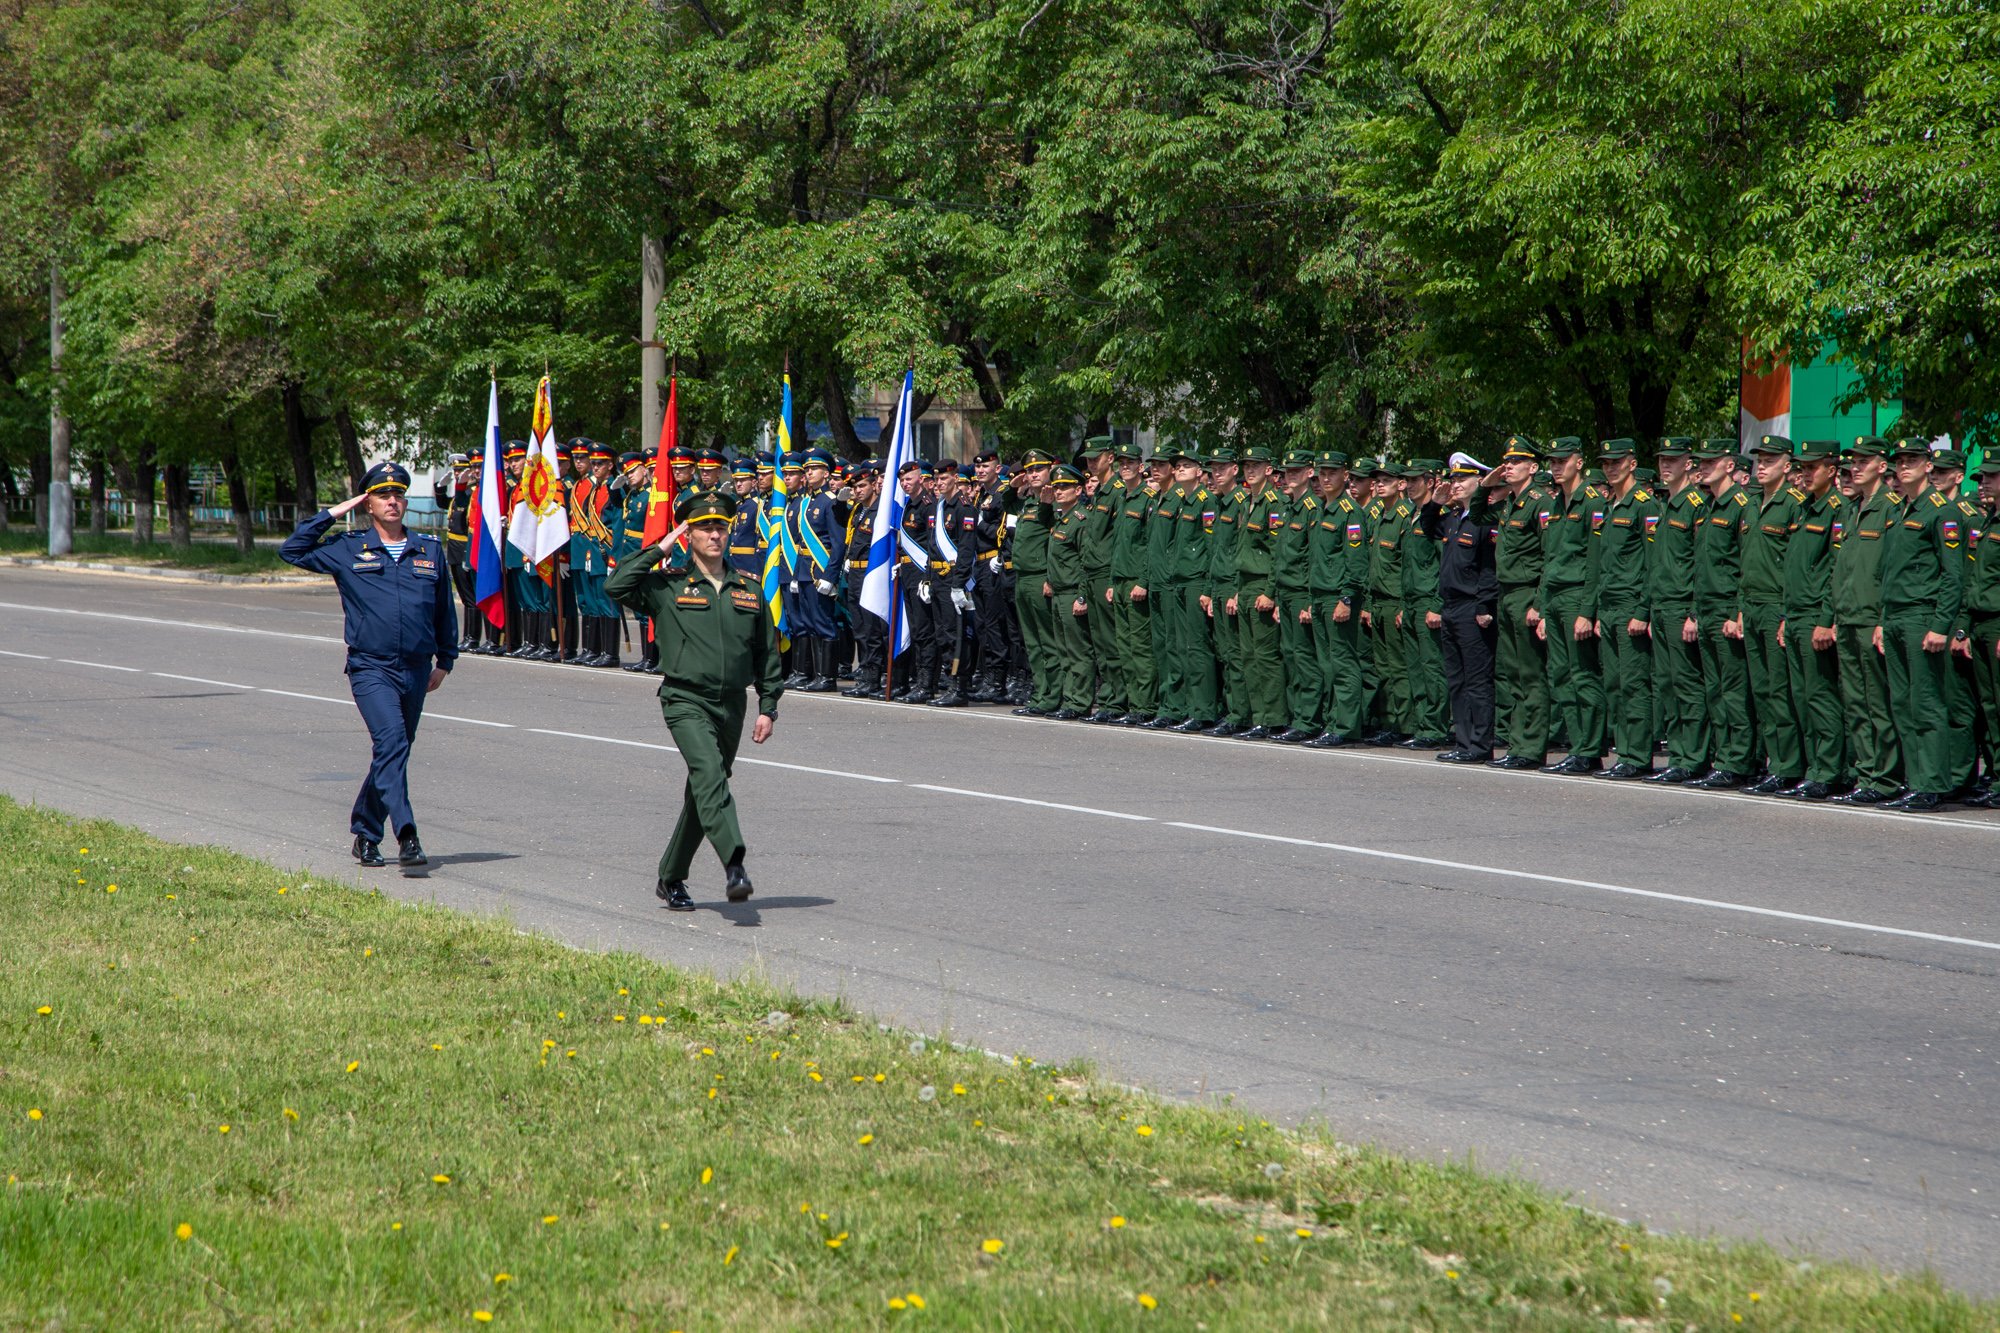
[988,556,1003,574]
[917,580,932,605]
[814,578,835,596]
[950,588,972,614]
[787,579,800,594]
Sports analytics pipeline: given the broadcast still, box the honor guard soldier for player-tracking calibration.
[1232,443,1288,738]
[1591,440,1659,779]
[1008,450,1060,714]
[1480,437,1551,768]
[443,451,484,651]
[613,449,658,672]
[1423,454,1501,762]
[1203,445,1250,735]
[1772,438,1846,798]
[1878,438,1968,811]
[668,444,697,497]
[786,447,846,691]
[1397,459,1451,747]
[727,457,766,578]
[967,450,1014,703]
[841,462,888,696]
[280,462,457,869]
[1107,440,1157,723]
[1270,449,1322,742]
[606,489,784,910]
[568,442,620,667]
[1646,439,1710,784]
[1044,463,1097,717]
[694,448,728,496]
[1534,438,1608,773]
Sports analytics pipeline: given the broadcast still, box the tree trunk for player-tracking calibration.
[333,404,367,495]
[281,378,322,517]
[0,462,12,533]
[821,364,864,459]
[124,442,158,545]
[641,232,666,453]
[220,442,256,557]
[48,258,72,555]
[88,455,107,533]
[163,461,192,549]
[30,450,51,532]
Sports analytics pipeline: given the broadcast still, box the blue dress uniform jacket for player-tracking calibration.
[785,485,846,638]
[728,493,766,578]
[280,510,459,844]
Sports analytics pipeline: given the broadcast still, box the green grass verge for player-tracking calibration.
[0,529,299,576]
[1,796,1990,1331]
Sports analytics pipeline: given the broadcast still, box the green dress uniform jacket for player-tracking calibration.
[1830,486,1900,793]
[1591,482,1658,767]
[1649,481,1709,772]
[1010,492,1059,711]
[1206,484,1251,723]
[1961,501,2000,783]
[1309,492,1368,736]
[1880,485,1970,793]
[1168,481,1219,722]
[1780,486,1847,783]
[1736,484,1806,778]
[1046,500,1096,711]
[1275,491,1322,730]
[1146,482,1186,720]
[1235,482,1289,727]
[1111,484,1159,715]
[1492,483,1552,759]
[1399,498,1448,737]
[1538,482,1607,760]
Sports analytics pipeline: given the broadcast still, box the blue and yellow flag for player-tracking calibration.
[760,368,797,645]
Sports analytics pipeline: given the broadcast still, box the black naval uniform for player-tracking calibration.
[1423,494,1501,759]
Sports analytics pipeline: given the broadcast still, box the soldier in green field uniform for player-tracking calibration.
[1534,438,1607,773]
[1399,460,1451,747]
[1142,447,1185,727]
[1044,464,1096,719]
[1008,451,1059,716]
[1364,464,1414,744]
[1233,444,1288,738]
[1269,450,1323,742]
[1348,459,1383,729]
[604,490,784,911]
[1306,451,1366,747]
[1203,447,1250,735]
[1689,440,1759,787]
[1959,459,2000,807]
[1877,438,1969,811]
[1480,437,1551,768]
[1935,450,1986,795]
[1829,436,1902,803]
[1078,439,1124,722]
[1107,441,1156,724]
[1772,438,1847,799]
[1590,440,1659,779]
[1167,446,1219,731]
[1738,434,1806,793]
[1645,439,1709,783]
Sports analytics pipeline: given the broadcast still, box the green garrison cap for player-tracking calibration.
[1597,438,1637,459]
[1847,435,1888,458]
[1111,438,1143,461]
[1931,447,1967,469]
[1205,444,1237,465]
[1349,457,1379,478]
[1543,436,1583,458]
[1500,434,1540,461]
[1656,436,1696,457]
[1695,438,1739,460]
[1315,450,1350,469]
[1750,433,1793,455]
[1281,448,1317,469]
[1079,435,1114,459]
[1239,444,1276,464]
[1977,457,2000,478]
[677,489,735,525]
[1048,463,1085,486]
[1795,438,1840,460]
[1890,436,1934,458]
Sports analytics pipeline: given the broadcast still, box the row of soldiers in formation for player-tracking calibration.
[437,431,2000,813]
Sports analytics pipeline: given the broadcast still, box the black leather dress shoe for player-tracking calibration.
[904,687,934,705]
[1273,727,1315,744]
[1888,790,1940,812]
[1203,722,1239,737]
[1691,769,1743,789]
[930,691,967,707]
[1598,762,1651,781]
[1542,755,1600,775]
[1120,714,1150,727]
[353,837,385,868]
[1744,774,1797,795]
[1644,766,1696,784]
[1365,731,1404,747]
[1143,716,1180,730]
[1303,731,1348,748]
[1171,718,1211,733]
[1048,708,1085,721]
[1774,780,1831,801]
[622,659,648,672]
[397,831,427,866]
[1437,749,1493,764]
[1084,708,1122,724]
[1488,754,1541,770]
[1962,790,1998,809]
[1399,735,1449,749]
[725,863,754,903]
[1831,787,1892,805]
[657,879,695,911]
[1012,704,1050,717]
[1237,725,1273,741]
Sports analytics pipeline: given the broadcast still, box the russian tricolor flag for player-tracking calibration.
[468,377,506,628]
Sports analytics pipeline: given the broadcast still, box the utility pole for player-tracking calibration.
[48,258,73,556]
[640,234,665,451]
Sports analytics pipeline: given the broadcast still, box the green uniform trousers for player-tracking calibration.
[659,688,749,882]
[1174,588,1217,723]
[1495,585,1548,760]
[1543,594,1605,760]
[1882,612,1954,794]
[1238,599,1287,728]
[1367,598,1408,733]
[1654,618,1710,772]
[1087,578,1123,710]
[1050,591,1096,712]
[1015,583,1059,711]
[1148,585,1183,722]
[1741,602,1798,778]
[1947,652,1980,791]
[1598,612,1656,767]
[1836,623,1899,795]
[1698,616,1757,776]
[1403,610,1448,738]
[1213,602,1248,726]
[1313,604,1366,737]
[1279,596,1321,731]
[1783,624,1845,784]
[1968,615,2000,782]
[1115,591,1156,716]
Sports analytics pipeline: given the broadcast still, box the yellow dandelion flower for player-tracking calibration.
[808,1071,823,1082]
[278,887,287,895]
[564,1049,576,1058]
[557,1011,566,1019]
[659,1221,670,1231]
[175,1223,193,1241]
[166,894,175,900]
[638,1015,653,1026]
[346,1061,360,1073]
[105,885,118,894]
[1138,1293,1158,1310]
[1733,1316,1743,1325]
[542,1214,558,1225]
[770,1050,781,1061]
[826,1232,849,1249]
[851,1075,865,1083]
[433,1174,451,1185]
[432,1043,444,1051]
[618,987,629,996]
[27,1109,42,1121]
[473,1313,493,1324]
[391,1222,402,1231]
[79,848,88,854]
[888,1297,907,1310]
[1046,1093,1055,1103]
[973,1119,984,1128]
[906,1293,926,1309]
[542,1039,557,1049]
[217,1124,230,1134]
[707,1088,718,1100]
[873,1073,886,1083]
[981,1238,1004,1255]
[613,1015,626,1023]
[858,1133,874,1145]
[36,1005,52,1016]
[1749,1292,1762,1303]
[363,947,373,957]
[1109,1216,1126,1229]
[723,1245,738,1266]
[493,1273,511,1285]
[1446,1269,1459,1280]
[1294,1227,1312,1239]
[952,1084,967,1096]
[283,1107,299,1121]
[1253,1234,1266,1244]
[700,1046,714,1056]
[1136,1125,1153,1137]
[700,1167,713,1185]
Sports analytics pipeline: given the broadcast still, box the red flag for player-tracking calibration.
[642,376,681,548]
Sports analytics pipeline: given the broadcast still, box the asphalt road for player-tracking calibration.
[3,565,1998,1294]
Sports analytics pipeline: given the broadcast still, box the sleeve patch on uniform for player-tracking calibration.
[730,589,760,610]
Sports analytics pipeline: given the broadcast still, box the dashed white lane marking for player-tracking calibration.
[1166,821,2000,954]
[257,688,351,705]
[0,649,50,660]
[152,672,253,689]
[425,712,514,728]
[524,726,900,783]
[911,783,1154,822]
[0,600,343,645]
[58,658,141,672]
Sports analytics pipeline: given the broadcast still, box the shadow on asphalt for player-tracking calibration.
[700,895,836,927]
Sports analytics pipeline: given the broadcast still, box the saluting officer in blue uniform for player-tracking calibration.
[280,462,457,868]
[727,456,766,578]
[785,447,847,691]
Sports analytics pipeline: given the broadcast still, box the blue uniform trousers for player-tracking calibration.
[348,653,432,841]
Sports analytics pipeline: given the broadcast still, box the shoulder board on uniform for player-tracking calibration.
[1786,486,1807,502]
[1194,486,1210,501]
[1731,491,1749,507]
[1959,498,1980,515]
[1687,490,1704,507]
[1633,488,1652,503]
[1930,492,1948,508]
[1826,492,1845,509]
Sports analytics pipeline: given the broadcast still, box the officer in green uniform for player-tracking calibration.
[1534,438,1606,773]
[1828,436,1902,803]
[1008,451,1059,716]
[605,490,784,910]
[1878,438,1969,810]
[1348,460,1384,728]
[1941,458,1986,796]
[1362,464,1413,743]
[1399,459,1451,747]
[1959,459,2000,807]
[1737,434,1806,792]
[1142,444,1188,727]
[1233,444,1288,738]
[1203,447,1250,734]
[1166,447,1219,732]
[1645,439,1709,783]
[1688,440,1758,787]
[1272,449,1323,742]
[1772,438,1847,799]
[1590,440,1658,778]
[1479,437,1551,768]
[1044,464,1096,718]
[1078,438,1124,721]
[1305,450,1366,747]
[1107,440,1156,724]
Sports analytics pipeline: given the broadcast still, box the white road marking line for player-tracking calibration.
[426,712,515,728]
[525,725,899,783]
[0,600,343,645]
[58,658,142,672]
[911,783,1154,821]
[0,649,50,659]
[258,688,352,705]
[529,727,674,750]
[151,672,253,689]
[1166,820,2000,954]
